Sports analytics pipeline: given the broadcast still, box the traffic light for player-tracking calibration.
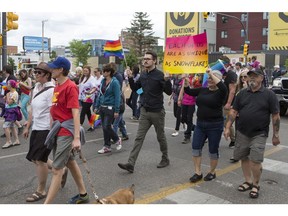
[243,44,249,56]
[6,12,19,31]
[203,12,210,22]
[0,34,2,47]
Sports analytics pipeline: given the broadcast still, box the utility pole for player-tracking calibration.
[42,19,48,61]
[1,12,7,68]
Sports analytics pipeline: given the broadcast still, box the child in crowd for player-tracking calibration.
[2,80,21,149]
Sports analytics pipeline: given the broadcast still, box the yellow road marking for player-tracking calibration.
[135,146,282,204]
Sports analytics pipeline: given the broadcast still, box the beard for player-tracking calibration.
[248,80,261,89]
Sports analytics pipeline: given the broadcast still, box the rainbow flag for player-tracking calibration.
[103,39,124,59]
[89,114,101,128]
[0,82,7,91]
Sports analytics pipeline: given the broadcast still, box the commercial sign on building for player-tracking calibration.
[23,36,49,51]
[268,12,288,50]
[166,12,199,38]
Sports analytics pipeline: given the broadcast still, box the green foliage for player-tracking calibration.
[8,57,15,69]
[126,12,158,64]
[69,39,92,67]
[123,49,139,69]
[50,50,57,61]
[285,58,288,70]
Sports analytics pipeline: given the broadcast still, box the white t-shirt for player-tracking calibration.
[78,76,97,102]
[31,81,55,131]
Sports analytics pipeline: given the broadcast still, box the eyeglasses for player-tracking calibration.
[103,71,110,73]
[143,58,153,61]
[34,70,44,75]
[240,75,248,78]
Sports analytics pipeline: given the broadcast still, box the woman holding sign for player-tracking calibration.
[184,69,227,183]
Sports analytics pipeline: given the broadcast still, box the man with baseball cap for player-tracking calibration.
[44,57,89,204]
[224,68,280,199]
[272,65,282,81]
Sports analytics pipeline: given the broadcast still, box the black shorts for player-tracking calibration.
[26,130,51,163]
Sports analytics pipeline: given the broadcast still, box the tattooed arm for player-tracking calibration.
[224,108,238,140]
[271,113,280,146]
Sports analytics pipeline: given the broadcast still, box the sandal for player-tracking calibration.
[238,182,253,192]
[26,191,47,202]
[249,185,260,199]
[12,142,21,146]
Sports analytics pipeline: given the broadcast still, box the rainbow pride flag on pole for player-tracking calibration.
[103,39,124,59]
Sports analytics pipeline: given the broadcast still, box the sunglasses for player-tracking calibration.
[34,70,44,75]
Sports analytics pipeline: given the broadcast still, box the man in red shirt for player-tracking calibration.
[44,57,89,204]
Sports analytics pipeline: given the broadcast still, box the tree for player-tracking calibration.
[69,39,92,67]
[126,12,158,64]
[8,57,15,70]
[50,50,57,61]
[122,49,139,69]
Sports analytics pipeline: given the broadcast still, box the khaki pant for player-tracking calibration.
[128,107,168,166]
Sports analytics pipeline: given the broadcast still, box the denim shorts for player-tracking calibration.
[233,130,267,163]
[192,120,224,159]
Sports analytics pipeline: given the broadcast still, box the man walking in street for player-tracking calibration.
[224,68,280,199]
[118,51,172,173]
[44,57,89,204]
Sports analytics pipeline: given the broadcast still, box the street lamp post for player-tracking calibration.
[42,19,48,61]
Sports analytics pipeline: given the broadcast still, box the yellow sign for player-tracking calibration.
[163,33,208,74]
[269,12,288,50]
[166,12,199,38]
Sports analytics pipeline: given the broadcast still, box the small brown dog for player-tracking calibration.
[92,184,135,204]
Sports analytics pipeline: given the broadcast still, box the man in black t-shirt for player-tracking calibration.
[224,69,280,199]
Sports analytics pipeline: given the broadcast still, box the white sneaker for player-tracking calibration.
[171,131,179,137]
[97,147,111,154]
[115,137,122,150]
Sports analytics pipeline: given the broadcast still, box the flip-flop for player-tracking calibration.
[26,191,47,202]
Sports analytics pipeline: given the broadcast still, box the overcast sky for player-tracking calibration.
[2,0,286,52]
[5,12,165,51]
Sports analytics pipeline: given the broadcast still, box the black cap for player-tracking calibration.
[247,68,264,76]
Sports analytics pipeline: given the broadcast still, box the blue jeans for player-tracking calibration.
[20,93,30,121]
[113,112,127,137]
[192,120,224,159]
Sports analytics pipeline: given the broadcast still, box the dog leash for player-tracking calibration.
[72,149,100,202]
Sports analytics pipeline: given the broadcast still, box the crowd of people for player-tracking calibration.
[0,52,281,203]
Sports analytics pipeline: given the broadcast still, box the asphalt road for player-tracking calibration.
[0,94,288,206]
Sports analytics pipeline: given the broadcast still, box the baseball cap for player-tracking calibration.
[34,62,52,73]
[274,65,280,68]
[48,57,71,71]
[247,68,264,76]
